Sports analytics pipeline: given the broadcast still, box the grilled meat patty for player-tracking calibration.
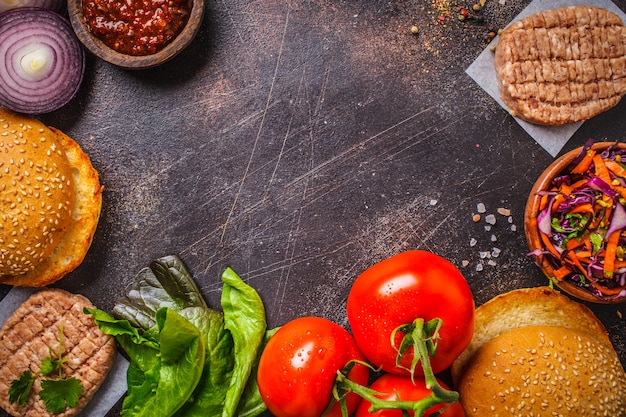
[0,289,116,417]
[494,6,626,125]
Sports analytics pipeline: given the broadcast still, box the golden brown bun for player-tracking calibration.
[494,6,626,125]
[0,289,117,417]
[0,109,103,286]
[451,286,610,383]
[0,111,74,276]
[458,325,626,417]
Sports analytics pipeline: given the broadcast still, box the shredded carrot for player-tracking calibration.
[539,230,561,259]
[551,194,567,212]
[568,178,589,191]
[570,149,596,174]
[604,159,626,178]
[614,184,626,201]
[565,233,589,251]
[564,250,589,276]
[603,230,621,278]
[566,245,591,259]
[598,204,613,231]
[593,154,613,184]
[552,265,572,281]
[539,193,549,211]
[567,202,593,215]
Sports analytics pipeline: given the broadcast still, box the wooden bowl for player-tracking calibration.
[67,0,204,70]
[524,142,626,304]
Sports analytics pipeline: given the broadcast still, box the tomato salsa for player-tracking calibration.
[82,0,191,56]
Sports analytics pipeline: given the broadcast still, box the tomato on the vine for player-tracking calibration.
[346,250,475,375]
[257,316,369,417]
[354,374,465,417]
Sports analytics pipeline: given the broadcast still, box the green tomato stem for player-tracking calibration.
[334,318,459,417]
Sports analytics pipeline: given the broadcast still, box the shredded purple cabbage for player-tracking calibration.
[531,140,626,301]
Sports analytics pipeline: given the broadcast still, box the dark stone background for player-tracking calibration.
[1,1,625,416]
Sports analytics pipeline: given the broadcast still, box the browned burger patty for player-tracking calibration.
[0,289,116,417]
[494,6,626,125]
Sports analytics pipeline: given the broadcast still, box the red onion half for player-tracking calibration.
[0,8,85,114]
[0,0,65,14]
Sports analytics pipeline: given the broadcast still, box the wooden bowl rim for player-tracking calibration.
[67,0,204,69]
[524,142,626,304]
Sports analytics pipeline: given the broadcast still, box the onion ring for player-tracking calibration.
[0,8,85,114]
[0,0,65,14]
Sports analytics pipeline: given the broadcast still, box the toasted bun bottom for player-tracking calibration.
[1,128,103,287]
[458,325,626,417]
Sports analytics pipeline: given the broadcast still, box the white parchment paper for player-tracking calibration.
[466,0,626,157]
[0,287,128,417]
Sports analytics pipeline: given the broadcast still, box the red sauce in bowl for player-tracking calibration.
[82,0,191,56]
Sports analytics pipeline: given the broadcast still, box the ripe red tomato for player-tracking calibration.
[257,316,370,417]
[355,374,465,417]
[346,250,474,375]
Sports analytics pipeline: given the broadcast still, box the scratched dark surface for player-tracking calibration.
[2,0,626,416]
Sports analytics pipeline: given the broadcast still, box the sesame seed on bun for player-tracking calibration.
[453,287,626,417]
[0,109,103,286]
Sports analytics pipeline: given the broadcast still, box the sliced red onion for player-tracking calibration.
[537,205,553,237]
[0,8,85,114]
[606,202,626,238]
[0,0,65,13]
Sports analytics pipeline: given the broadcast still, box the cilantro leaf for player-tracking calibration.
[40,348,61,377]
[8,370,35,407]
[40,377,84,413]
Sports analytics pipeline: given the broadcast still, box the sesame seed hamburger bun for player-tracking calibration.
[0,109,103,287]
[457,325,626,416]
[453,287,626,417]
[450,286,610,383]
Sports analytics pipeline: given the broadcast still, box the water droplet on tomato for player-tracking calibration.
[317,348,326,359]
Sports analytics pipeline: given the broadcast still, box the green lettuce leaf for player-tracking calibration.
[236,327,279,417]
[221,267,267,417]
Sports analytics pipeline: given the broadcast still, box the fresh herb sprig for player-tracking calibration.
[8,325,84,413]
